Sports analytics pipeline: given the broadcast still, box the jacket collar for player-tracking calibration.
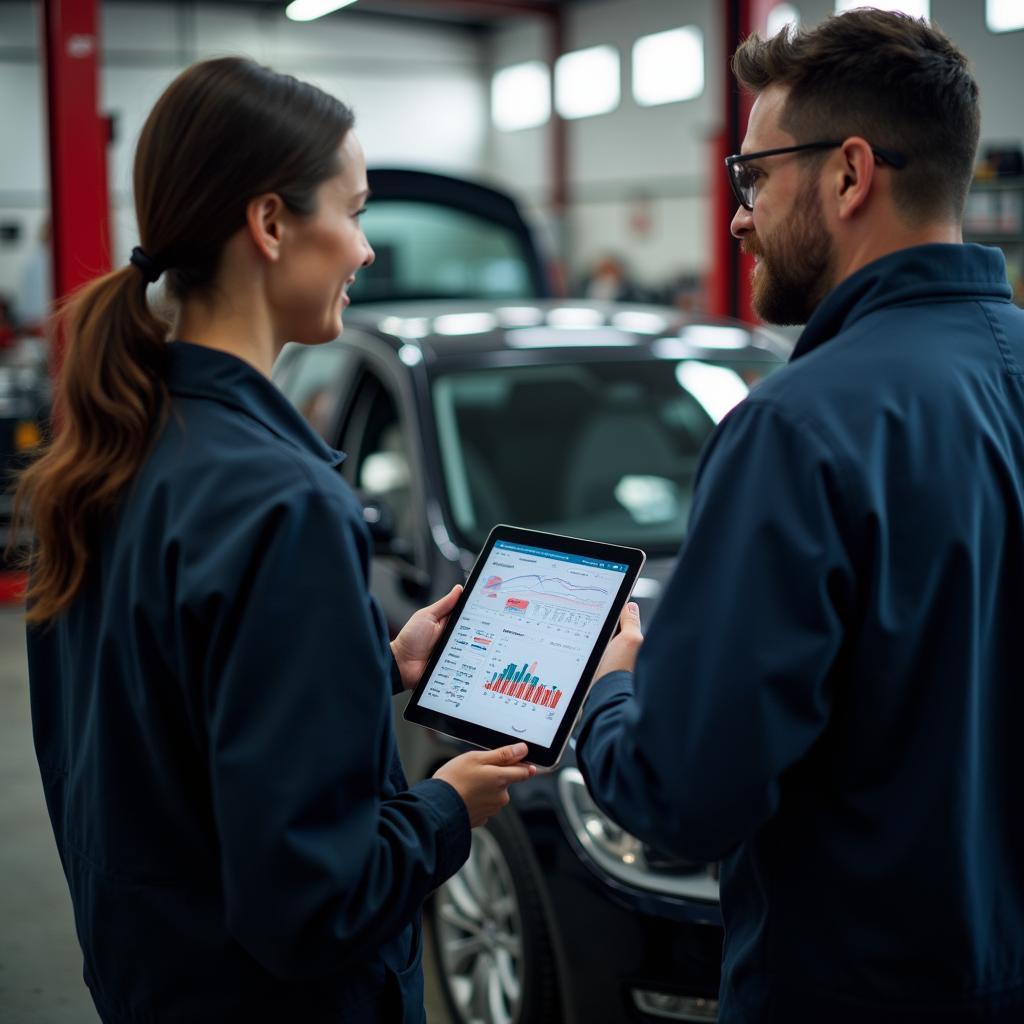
[792,243,1012,362]
[166,340,346,468]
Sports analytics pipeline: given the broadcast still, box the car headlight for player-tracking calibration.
[557,767,720,901]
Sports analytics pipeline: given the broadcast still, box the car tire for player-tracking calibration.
[429,807,561,1024]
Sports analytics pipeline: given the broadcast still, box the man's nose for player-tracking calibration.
[730,205,753,240]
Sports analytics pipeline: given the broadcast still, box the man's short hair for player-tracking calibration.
[732,9,980,224]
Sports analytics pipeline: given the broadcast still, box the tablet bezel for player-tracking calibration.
[403,524,645,768]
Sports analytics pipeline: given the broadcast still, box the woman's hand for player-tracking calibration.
[391,585,463,690]
[433,743,536,828]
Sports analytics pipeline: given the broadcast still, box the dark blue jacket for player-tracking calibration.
[577,245,1024,1023]
[28,341,470,1023]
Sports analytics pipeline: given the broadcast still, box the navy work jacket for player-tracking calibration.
[28,341,470,1023]
[577,245,1024,1023]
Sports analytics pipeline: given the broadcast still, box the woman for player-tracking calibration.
[16,57,533,1023]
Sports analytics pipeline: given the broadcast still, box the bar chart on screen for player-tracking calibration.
[483,660,564,709]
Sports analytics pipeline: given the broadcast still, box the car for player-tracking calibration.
[272,169,787,1024]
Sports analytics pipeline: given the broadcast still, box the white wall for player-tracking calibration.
[485,0,1024,291]
[0,1,487,308]
[487,0,720,289]
[1,0,1021,310]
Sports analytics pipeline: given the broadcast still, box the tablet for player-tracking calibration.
[404,525,645,768]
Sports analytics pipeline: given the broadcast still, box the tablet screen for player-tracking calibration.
[414,538,632,747]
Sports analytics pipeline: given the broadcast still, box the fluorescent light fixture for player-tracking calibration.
[611,310,670,334]
[632,27,704,107]
[492,61,551,132]
[555,45,621,120]
[285,0,357,21]
[432,313,497,336]
[834,0,929,18]
[496,306,546,327]
[679,324,750,349]
[547,306,605,328]
[766,3,801,37]
[987,0,1024,32]
[675,361,749,424]
[507,328,635,348]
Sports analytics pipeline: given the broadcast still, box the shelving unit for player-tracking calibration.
[964,178,1024,307]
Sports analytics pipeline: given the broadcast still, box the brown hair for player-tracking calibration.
[14,58,355,623]
[732,9,980,224]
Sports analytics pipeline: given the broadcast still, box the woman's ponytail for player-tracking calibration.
[12,55,354,624]
[14,267,169,623]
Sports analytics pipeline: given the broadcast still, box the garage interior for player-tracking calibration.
[0,1,1022,1022]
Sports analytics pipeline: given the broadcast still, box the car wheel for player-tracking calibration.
[429,808,561,1024]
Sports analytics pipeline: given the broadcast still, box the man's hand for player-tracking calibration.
[391,585,463,690]
[592,602,643,682]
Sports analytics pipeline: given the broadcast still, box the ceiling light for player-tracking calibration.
[285,0,357,23]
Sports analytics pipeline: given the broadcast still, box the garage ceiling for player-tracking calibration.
[96,0,578,29]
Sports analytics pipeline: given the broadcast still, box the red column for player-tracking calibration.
[43,0,111,376]
[709,0,780,324]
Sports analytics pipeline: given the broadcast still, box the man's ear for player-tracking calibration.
[833,137,877,222]
[245,193,286,263]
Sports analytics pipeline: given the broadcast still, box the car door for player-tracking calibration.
[334,352,434,636]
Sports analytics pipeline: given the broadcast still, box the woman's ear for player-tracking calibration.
[245,193,286,263]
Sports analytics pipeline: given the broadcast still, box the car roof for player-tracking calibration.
[343,298,790,365]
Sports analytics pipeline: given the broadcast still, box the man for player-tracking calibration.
[579,10,1024,1024]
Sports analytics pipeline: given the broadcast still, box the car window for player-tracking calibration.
[338,369,418,560]
[431,358,780,555]
[349,201,534,303]
[272,342,351,440]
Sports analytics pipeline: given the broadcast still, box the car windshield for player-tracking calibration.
[432,357,780,555]
[348,201,534,303]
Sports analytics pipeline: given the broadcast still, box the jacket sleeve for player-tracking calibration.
[576,398,858,863]
[184,484,470,980]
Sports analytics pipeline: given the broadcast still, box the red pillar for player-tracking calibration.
[708,0,776,324]
[42,0,111,376]
[547,5,569,297]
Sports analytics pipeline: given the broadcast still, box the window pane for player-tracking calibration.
[349,201,533,303]
[834,0,929,18]
[987,0,1024,32]
[492,61,551,132]
[632,26,704,107]
[766,3,801,37]
[555,45,621,120]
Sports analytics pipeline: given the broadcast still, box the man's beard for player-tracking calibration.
[742,178,835,326]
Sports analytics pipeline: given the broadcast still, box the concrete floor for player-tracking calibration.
[0,609,451,1024]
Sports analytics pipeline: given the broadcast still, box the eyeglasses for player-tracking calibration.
[725,140,908,211]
